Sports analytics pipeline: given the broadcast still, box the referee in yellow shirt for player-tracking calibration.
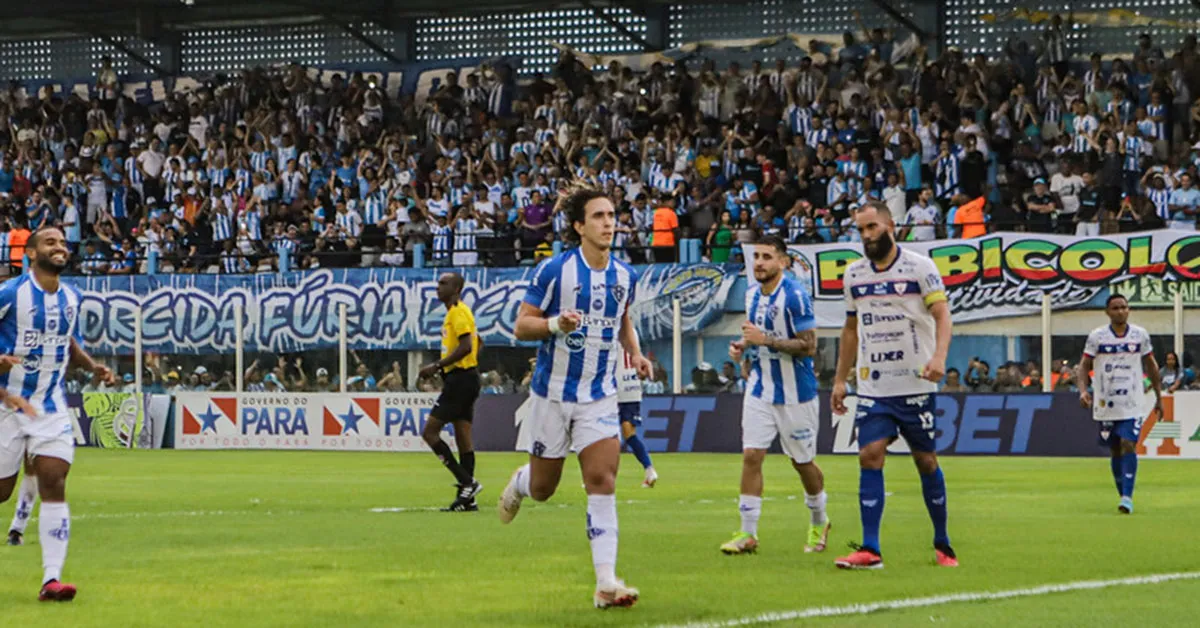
[420,272,483,512]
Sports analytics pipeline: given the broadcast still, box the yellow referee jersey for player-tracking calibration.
[441,301,479,371]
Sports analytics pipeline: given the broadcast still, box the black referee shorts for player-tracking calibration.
[431,367,480,423]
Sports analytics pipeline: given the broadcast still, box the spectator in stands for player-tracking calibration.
[965,358,995,392]
[1162,351,1195,393]
[942,368,966,393]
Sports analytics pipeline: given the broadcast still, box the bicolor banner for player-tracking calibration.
[748,229,1200,327]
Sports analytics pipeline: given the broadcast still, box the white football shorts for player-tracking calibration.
[0,410,75,478]
[523,394,620,459]
[741,394,819,464]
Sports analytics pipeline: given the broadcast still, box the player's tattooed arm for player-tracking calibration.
[765,329,817,358]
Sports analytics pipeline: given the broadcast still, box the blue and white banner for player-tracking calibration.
[11,57,514,108]
[76,263,737,356]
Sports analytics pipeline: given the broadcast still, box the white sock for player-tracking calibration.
[586,494,619,588]
[38,502,69,585]
[514,464,532,499]
[805,491,828,526]
[739,494,762,536]
[10,473,37,534]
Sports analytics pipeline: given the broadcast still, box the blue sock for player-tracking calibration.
[859,468,885,554]
[920,467,950,547]
[1120,452,1138,498]
[624,434,653,470]
[1110,456,1122,495]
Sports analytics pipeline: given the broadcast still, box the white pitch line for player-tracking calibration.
[653,571,1200,628]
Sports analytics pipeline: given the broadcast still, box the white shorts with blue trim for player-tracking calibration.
[742,395,819,463]
[524,394,620,459]
[0,410,75,478]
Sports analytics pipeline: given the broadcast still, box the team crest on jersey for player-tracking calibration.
[766,305,780,319]
[894,281,909,295]
[610,285,627,304]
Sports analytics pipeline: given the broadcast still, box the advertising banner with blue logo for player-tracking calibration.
[747,229,1200,328]
[171,390,1199,457]
[78,263,736,356]
[174,392,501,452]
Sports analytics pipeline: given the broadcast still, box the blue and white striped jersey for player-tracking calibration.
[0,274,84,416]
[431,224,452,260]
[744,275,818,405]
[523,248,638,404]
[454,218,478,252]
[212,208,234,241]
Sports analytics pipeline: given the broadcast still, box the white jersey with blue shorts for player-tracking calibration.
[617,329,643,425]
[1084,323,1152,445]
[843,247,946,452]
[0,274,84,477]
[522,248,638,458]
[741,274,820,463]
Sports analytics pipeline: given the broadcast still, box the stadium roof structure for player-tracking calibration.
[0,0,680,40]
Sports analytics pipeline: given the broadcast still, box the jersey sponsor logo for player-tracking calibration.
[869,350,904,363]
[905,394,930,406]
[864,330,906,342]
[860,312,906,326]
[580,314,619,329]
[22,330,71,348]
[564,331,587,353]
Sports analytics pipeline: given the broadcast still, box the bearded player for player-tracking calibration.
[720,236,830,556]
[1077,294,1163,514]
[497,186,651,609]
[831,202,958,569]
[0,227,112,601]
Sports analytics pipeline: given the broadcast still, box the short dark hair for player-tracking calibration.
[757,234,788,256]
[27,227,61,251]
[1106,294,1129,307]
[557,185,609,244]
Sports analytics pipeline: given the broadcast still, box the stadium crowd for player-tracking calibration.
[4,17,1198,393]
[0,17,1199,276]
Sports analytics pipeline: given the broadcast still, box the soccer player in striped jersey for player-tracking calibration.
[831,201,958,570]
[0,227,111,601]
[617,329,656,488]
[720,236,829,556]
[1077,295,1163,514]
[497,186,650,609]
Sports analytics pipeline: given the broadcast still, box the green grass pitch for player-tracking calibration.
[3,450,1200,627]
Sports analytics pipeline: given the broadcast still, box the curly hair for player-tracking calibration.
[555,183,610,244]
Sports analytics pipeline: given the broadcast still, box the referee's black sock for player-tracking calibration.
[430,441,473,485]
[461,451,475,480]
